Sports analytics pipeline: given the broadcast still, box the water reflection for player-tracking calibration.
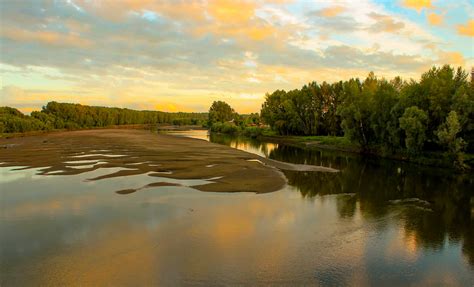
[199,131,474,268]
[209,133,279,158]
[3,164,471,285]
[1,130,473,286]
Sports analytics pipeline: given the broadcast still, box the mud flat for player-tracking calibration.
[0,129,338,193]
[1,129,284,193]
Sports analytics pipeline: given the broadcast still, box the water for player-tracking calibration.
[1,130,473,286]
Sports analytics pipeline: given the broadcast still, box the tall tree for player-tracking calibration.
[399,106,428,154]
[208,101,236,125]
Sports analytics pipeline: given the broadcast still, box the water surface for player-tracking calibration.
[1,130,473,286]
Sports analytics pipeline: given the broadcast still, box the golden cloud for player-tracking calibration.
[437,51,465,66]
[319,6,346,17]
[154,1,207,22]
[1,27,92,48]
[427,12,442,26]
[369,13,405,33]
[457,19,474,37]
[208,0,256,23]
[402,0,432,12]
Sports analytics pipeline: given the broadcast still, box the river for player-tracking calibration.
[0,129,472,286]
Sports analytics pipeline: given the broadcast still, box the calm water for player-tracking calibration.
[1,130,473,286]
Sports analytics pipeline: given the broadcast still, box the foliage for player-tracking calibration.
[436,111,466,167]
[207,101,265,136]
[399,106,428,154]
[208,101,237,126]
[261,82,343,136]
[210,122,241,134]
[260,65,473,164]
[1,102,207,134]
[242,126,263,138]
[1,107,47,133]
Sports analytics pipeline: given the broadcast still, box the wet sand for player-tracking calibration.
[0,129,337,193]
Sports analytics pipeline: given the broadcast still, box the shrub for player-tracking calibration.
[242,126,263,138]
[210,122,241,134]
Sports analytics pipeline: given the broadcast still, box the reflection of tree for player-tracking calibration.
[209,133,278,157]
[269,144,353,169]
[210,133,474,266]
[210,133,262,150]
[336,195,357,218]
[283,156,474,266]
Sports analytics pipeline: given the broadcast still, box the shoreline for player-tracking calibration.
[208,130,473,171]
[0,129,337,194]
[5,126,471,171]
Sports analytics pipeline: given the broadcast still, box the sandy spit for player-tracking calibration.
[0,129,337,193]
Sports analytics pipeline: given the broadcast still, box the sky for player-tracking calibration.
[0,0,473,114]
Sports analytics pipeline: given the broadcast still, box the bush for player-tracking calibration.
[64,121,80,130]
[210,122,241,134]
[210,122,223,132]
[242,126,263,138]
[221,123,240,134]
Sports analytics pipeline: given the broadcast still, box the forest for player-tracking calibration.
[260,66,472,156]
[208,66,473,168]
[0,101,207,133]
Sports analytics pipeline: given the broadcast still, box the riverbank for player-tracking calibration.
[0,129,337,194]
[211,130,474,170]
[297,138,472,170]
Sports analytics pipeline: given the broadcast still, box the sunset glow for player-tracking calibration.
[1,0,473,113]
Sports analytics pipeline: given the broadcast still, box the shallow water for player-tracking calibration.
[0,130,473,286]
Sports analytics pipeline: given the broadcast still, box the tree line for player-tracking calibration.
[259,65,473,166]
[1,101,207,133]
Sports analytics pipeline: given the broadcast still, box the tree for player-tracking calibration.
[208,101,236,126]
[436,111,466,167]
[261,90,292,135]
[338,77,374,149]
[370,80,401,151]
[399,106,428,154]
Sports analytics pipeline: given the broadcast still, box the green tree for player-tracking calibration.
[370,80,401,152]
[436,111,466,167]
[399,106,428,154]
[208,101,236,126]
[338,77,374,149]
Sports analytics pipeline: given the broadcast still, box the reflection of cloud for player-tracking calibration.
[384,228,420,263]
[36,225,158,286]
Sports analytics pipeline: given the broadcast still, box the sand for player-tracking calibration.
[0,129,337,194]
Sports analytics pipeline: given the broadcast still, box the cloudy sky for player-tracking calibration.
[1,0,473,113]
